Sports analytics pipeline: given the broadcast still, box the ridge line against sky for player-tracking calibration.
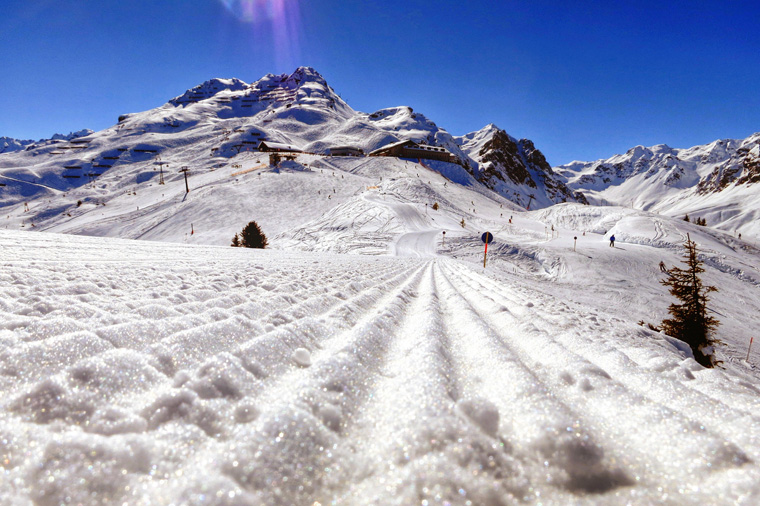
[1,0,758,165]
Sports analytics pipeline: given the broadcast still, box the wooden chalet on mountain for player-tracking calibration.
[257,141,302,153]
[369,139,453,163]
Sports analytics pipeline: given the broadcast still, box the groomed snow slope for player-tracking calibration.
[2,201,760,504]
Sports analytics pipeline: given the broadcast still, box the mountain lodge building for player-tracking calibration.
[257,141,302,153]
[369,140,453,163]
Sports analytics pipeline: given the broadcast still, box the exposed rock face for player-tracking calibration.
[459,126,587,209]
[736,148,760,186]
[479,130,535,188]
[520,139,588,205]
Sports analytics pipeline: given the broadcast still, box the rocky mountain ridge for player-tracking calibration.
[459,124,586,209]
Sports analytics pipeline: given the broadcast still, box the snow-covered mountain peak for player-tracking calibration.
[0,129,94,154]
[557,132,760,237]
[169,78,248,106]
[649,143,675,155]
[51,129,94,142]
[360,107,450,145]
[457,123,510,147]
[285,66,328,86]
[615,144,673,164]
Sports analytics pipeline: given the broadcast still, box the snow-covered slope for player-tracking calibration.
[0,67,570,235]
[2,196,760,504]
[557,133,760,238]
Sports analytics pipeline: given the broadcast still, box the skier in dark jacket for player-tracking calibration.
[609,235,615,247]
[659,261,667,272]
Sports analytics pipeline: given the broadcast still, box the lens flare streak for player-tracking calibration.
[218,0,301,69]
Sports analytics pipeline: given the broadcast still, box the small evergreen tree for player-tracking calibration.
[460,218,466,228]
[239,221,268,249]
[231,233,241,247]
[432,202,439,211]
[660,234,720,367]
[683,214,690,222]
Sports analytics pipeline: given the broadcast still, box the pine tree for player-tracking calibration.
[432,202,439,211]
[239,221,268,249]
[231,233,241,247]
[683,214,690,222]
[460,218,466,228]
[660,234,720,367]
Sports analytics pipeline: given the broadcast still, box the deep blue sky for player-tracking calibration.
[2,0,758,165]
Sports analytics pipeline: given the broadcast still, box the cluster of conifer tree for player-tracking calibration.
[659,234,720,367]
[231,221,268,249]
[683,214,707,226]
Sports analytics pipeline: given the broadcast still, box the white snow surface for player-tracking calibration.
[2,184,760,504]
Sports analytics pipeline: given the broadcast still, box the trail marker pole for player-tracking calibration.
[747,337,754,362]
[442,230,446,247]
[481,232,493,268]
[574,236,577,251]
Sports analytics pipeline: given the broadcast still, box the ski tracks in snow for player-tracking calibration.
[440,262,759,501]
[2,241,760,504]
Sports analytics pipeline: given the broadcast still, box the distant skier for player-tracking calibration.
[609,235,615,247]
[659,261,667,272]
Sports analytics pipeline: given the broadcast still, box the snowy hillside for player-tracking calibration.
[556,133,760,239]
[0,67,576,238]
[2,196,760,504]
